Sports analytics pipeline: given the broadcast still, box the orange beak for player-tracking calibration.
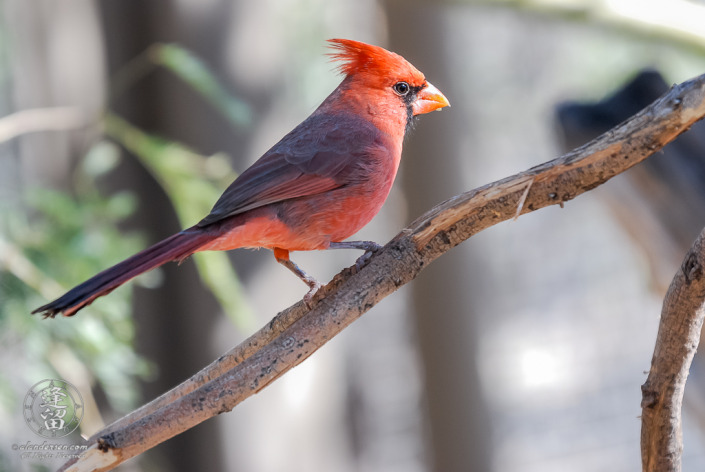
[412,82,450,116]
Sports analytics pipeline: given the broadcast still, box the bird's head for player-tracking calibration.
[327,39,449,132]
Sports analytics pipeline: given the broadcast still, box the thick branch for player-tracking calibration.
[641,227,705,472]
[61,73,705,472]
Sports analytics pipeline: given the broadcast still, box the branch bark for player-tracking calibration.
[60,72,705,472]
[641,226,705,472]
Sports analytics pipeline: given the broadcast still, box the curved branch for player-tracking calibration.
[641,227,705,472]
[473,0,705,55]
[0,107,86,143]
[60,72,705,471]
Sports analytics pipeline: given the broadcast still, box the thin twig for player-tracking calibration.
[0,238,65,297]
[514,177,534,220]
[59,72,705,472]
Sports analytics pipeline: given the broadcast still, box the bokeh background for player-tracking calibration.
[2,1,705,471]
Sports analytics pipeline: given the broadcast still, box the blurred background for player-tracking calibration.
[2,0,705,471]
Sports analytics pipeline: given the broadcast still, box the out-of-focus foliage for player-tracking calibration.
[0,141,150,415]
[112,43,252,128]
[107,42,256,328]
[0,42,257,428]
[153,43,252,127]
[104,113,254,329]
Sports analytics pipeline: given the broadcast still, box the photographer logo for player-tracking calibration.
[23,379,83,438]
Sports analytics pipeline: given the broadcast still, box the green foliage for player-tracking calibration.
[0,42,256,432]
[103,113,255,329]
[105,43,257,329]
[111,42,252,128]
[0,141,150,414]
[152,43,252,127]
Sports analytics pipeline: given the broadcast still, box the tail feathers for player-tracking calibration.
[32,230,214,318]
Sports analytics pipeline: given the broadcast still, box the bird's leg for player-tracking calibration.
[328,240,383,270]
[273,247,321,307]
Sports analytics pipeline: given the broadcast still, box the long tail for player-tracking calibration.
[32,229,215,318]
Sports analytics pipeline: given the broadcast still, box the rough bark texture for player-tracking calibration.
[98,2,240,470]
[60,73,705,472]
[388,5,494,469]
[641,227,705,472]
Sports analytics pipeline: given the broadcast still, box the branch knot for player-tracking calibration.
[682,252,702,283]
[641,383,659,409]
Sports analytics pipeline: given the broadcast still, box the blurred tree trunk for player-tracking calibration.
[386,2,494,471]
[98,1,229,470]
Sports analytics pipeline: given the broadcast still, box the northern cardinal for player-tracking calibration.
[33,38,449,318]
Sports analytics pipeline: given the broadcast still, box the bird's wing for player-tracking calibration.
[197,112,384,227]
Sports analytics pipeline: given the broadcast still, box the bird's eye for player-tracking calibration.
[393,81,410,96]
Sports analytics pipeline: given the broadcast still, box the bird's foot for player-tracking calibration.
[354,247,380,271]
[303,279,323,309]
[329,240,383,272]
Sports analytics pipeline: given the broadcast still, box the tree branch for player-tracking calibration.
[60,72,705,472]
[641,226,705,472]
[468,0,705,55]
[0,107,86,143]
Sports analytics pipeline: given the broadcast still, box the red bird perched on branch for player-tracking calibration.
[33,38,450,318]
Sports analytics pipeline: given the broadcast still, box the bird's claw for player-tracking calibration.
[303,280,323,309]
[354,245,382,272]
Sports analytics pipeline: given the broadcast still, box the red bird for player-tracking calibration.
[33,38,449,318]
